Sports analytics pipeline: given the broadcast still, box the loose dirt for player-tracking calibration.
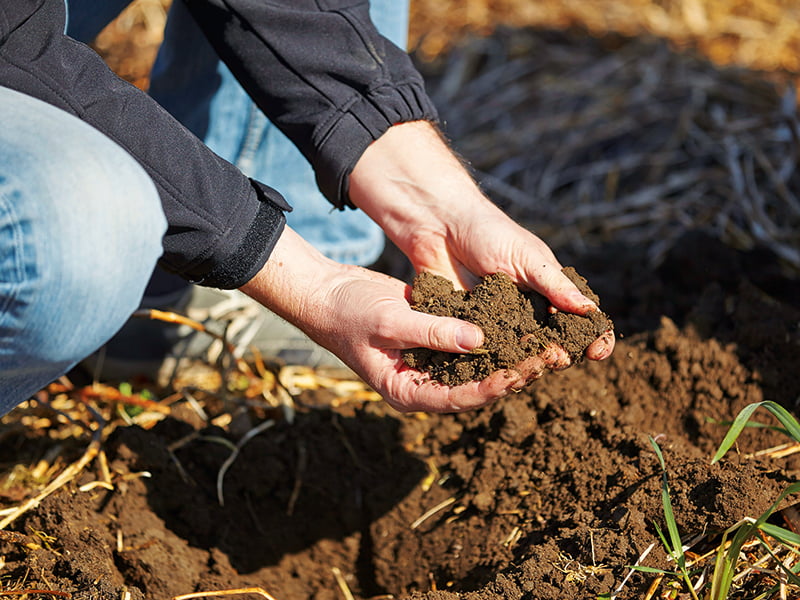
[402,269,612,385]
[1,231,799,600]
[4,9,800,598]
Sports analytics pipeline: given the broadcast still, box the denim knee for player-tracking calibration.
[0,86,166,410]
[8,174,163,364]
[0,160,165,363]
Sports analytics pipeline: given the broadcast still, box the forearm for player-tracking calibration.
[349,121,490,240]
[349,121,524,279]
[239,226,346,334]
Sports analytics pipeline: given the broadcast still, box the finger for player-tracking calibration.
[445,376,516,412]
[389,311,485,353]
[508,355,547,384]
[382,373,503,413]
[525,262,598,316]
[544,344,572,370]
[382,342,571,413]
[381,358,520,413]
[585,329,615,361]
[507,346,568,389]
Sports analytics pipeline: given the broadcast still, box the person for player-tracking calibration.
[69,0,418,372]
[0,0,615,417]
[69,0,409,268]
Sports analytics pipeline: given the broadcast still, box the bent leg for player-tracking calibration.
[0,86,166,415]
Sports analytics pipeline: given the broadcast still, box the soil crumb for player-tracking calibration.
[402,268,613,385]
[2,236,800,600]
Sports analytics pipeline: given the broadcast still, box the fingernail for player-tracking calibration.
[569,291,598,313]
[456,325,482,351]
[590,332,615,360]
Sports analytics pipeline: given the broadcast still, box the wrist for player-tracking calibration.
[349,121,490,242]
[239,226,347,333]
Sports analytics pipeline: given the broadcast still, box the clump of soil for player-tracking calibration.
[1,233,800,600]
[403,268,613,385]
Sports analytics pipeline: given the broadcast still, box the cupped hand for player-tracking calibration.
[402,209,616,367]
[240,227,576,412]
[246,119,616,412]
[349,120,615,370]
[292,265,561,413]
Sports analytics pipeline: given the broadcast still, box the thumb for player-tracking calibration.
[393,312,484,353]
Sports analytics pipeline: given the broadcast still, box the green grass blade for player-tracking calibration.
[708,404,800,598]
[711,403,762,464]
[649,437,685,569]
[754,481,800,528]
[649,435,666,470]
[660,474,685,569]
[711,522,759,600]
[709,529,729,600]
[652,520,671,554]
[712,401,800,464]
[755,531,800,586]
[706,415,790,434]
[709,481,800,600]
[758,521,800,546]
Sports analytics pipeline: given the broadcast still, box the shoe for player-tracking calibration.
[81,241,411,386]
[81,285,349,386]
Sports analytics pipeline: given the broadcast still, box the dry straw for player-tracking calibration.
[409,0,800,74]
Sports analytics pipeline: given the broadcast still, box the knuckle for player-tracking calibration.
[424,321,451,349]
[372,310,398,342]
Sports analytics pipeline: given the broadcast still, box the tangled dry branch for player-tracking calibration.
[421,28,800,272]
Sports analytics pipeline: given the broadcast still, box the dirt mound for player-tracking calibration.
[2,231,799,599]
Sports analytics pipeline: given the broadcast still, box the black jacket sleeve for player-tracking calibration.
[183,0,440,209]
[0,0,438,288]
[0,0,290,289]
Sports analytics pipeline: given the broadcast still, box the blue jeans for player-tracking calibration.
[0,86,166,415]
[68,0,410,266]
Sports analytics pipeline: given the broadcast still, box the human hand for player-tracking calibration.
[241,227,546,412]
[349,121,615,377]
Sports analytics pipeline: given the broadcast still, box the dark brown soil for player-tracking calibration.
[5,15,800,598]
[2,231,800,600]
[402,269,613,385]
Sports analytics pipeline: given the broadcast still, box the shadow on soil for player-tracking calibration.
[105,406,426,579]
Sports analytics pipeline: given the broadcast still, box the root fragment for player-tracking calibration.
[173,589,279,600]
[331,567,355,600]
[410,496,457,530]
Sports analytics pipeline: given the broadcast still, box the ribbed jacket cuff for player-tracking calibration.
[314,81,439,210]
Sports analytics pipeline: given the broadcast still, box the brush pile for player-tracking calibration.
[419,27,800,273]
